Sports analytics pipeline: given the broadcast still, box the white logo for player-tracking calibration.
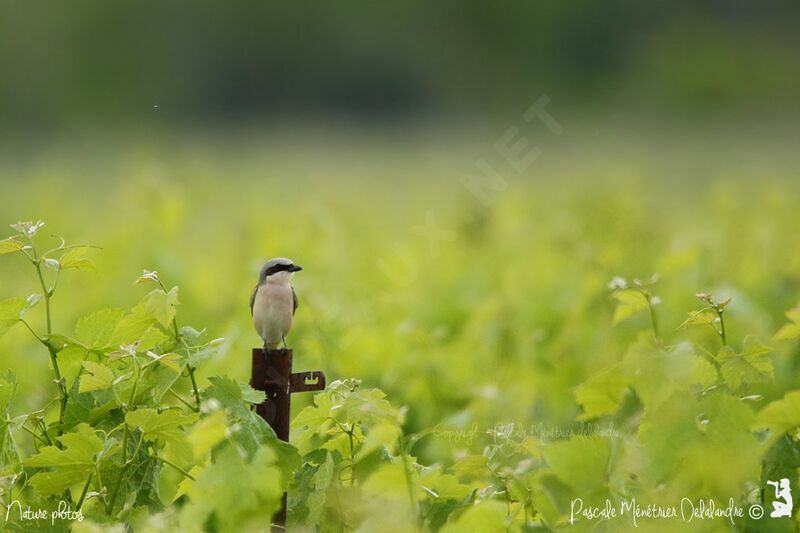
[767,478,793,518]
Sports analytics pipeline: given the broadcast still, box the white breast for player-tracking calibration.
[252,280,295,348]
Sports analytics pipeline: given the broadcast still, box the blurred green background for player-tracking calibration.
[2,0,800,471]
[1,0,799,131]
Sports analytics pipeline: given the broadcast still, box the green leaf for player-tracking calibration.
[679,309,717,329]
[59,246,96,271]
[178,445,283,530]
[147,351,183,372]
[716,337,773,390]
[450,455,489,478]
[0,237,23,255]
[611,289,649,325]
[240,382,266,405]
[362,458,421,504]
[110,308,158,346]
[692,356,718,388]
[292,393,334,434]
[202,376,260,419]
[57,344,89,390]
[759,434,800,507]
[574,367,630,420]
[75,308,125,349]
[0,371,20,474]
[24,424,103,496]
[78,361,116,393]
[774,305,800,342]
[440,500,506,533]
[186,344,220,367]
[142,287,179,329]
[302,451,336,525]
[753,390,800,447]
[0,297,27,338]
[28,468,89,496]
[638,392,759,497]
[188,411,227,460]
[138,326,170,352]
[427,490,478,531]
[543,437,611,496]
[420,468,474,501]
[355,420,401,460]
[126,408,199,447]
[621,339,694,413]
[179,325,206,344]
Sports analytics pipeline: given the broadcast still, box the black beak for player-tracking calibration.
[289,264,303,272]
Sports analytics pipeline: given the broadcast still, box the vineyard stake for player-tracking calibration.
[250,348,326,531]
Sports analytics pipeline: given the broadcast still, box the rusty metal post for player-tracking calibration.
[251,348,326,531]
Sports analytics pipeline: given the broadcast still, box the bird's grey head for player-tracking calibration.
[258,257,302,284]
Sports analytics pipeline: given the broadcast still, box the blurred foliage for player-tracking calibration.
[1,0,799,130]
[1,127,800,529]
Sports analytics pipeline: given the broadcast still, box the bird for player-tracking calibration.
[250,257,302,351]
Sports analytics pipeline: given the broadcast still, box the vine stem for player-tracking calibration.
[29,244,68,443]
[639,289,661,343]
[717,309,728,346]
[398,440,422,532]
[648,300,660,343]
[188,366,201,410]
[75,471,93,510]
[107,427,144,515]
[167,291,201,411]
[152,455,196,480]
[167,388,197,411]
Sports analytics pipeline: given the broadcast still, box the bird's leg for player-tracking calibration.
[263,340,269,355]
[282,337,288,350]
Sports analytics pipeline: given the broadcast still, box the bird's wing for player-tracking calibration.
[249,284,258,316]
[292,286,299,315]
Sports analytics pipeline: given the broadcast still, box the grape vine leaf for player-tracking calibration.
[774,305,800,342]
[679,309,717,329]
[142,287,179,329]
[59,246,96,272]
[692,356,718,389]
[75,308,125,349]
[440,500,507,533]
[639,392,759,498]
[574,366,630,420]
[0,237,23,255]
[716,337,773,390]
[125,408,199,448]
[611,289,649,325]
[542,437,611,498]
[79,361,116,393]
[202,376,265,419]
[450,455,489,478]
[0,297,31,339]
[178,445,283,531]
[24,424,103,496]
[304,450,335,525]
[110,308,159,347]
[0,371,20,474]
[753,390,800,448]
[187,410,227,460]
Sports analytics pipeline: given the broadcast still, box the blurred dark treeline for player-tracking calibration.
[1,0,799,130]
